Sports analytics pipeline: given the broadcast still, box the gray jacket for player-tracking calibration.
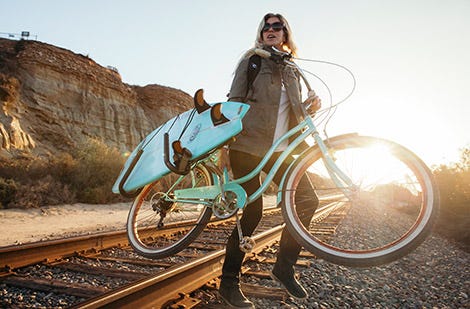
[228,52,304,157]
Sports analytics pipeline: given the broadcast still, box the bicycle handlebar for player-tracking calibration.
[254,48,312,92]
[254,47,292,64]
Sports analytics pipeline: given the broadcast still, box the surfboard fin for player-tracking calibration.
[194,89,211,114]
[211,103,230,126]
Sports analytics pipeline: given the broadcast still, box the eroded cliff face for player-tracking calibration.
[0,38,192,158]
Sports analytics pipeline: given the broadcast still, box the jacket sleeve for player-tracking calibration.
[228,57,250,102]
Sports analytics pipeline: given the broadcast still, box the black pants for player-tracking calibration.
[221,149,319,281]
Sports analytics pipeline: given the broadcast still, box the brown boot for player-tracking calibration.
[270,262,308,299]
[219,278,254,308]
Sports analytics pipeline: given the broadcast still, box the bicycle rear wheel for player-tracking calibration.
[282,134,439,267]
[127,164,214,259]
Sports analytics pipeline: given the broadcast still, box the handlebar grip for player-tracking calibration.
[254,48,271,59]
[254,48,291,64]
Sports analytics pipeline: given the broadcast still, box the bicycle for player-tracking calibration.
[115,48,439,267]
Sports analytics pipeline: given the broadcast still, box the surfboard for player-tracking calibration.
[112,100,249,194]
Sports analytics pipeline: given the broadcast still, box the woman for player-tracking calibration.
[219,13,321,308]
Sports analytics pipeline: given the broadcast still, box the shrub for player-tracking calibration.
[8,175,75,208]
[0,137,127,208]
[433,147,470,251]
[0,177,18,208]
[66,137,126,203]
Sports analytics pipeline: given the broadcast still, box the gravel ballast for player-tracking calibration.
[195,233,469,308]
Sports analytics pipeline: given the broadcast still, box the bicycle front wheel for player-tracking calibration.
[282,134,439,267]
[127,164,214,259]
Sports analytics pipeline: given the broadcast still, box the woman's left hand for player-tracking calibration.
[304,91,322,114]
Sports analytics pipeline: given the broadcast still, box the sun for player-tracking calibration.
[305,139,424,198]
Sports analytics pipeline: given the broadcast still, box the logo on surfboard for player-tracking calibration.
[189,123,202,142]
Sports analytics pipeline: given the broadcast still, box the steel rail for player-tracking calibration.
[73,225,284,309]
[0,224,205,272]
[0,199,343,307]
[0,230,130,272]
[0,206,285,272]
[0,195,339,272]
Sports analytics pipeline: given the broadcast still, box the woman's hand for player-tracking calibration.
[304,90,322,114]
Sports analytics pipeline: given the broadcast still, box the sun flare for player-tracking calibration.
[307,140,423,196]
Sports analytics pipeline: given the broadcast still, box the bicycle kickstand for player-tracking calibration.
[236,211,255,253]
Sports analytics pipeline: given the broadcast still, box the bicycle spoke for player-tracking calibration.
[126,165,214,259]
[282,136,438,266]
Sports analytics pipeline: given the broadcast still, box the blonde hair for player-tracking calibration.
[255,13,298,57]
[235,13,298,71]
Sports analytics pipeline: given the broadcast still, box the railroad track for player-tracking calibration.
[0,199,346,308]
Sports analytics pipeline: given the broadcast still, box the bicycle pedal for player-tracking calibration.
[239,236,255,253]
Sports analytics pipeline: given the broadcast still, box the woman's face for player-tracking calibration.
[262,16,285,50]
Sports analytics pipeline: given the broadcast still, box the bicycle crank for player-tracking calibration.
[212,191,238,219]
[233,211,256,253]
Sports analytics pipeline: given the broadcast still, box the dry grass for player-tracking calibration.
[0,137,128,208]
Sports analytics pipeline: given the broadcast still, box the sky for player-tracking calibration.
[1,0,469,167]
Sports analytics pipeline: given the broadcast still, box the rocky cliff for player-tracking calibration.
[0,38,193,159]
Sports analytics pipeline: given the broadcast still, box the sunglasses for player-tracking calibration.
[262,22,284,32]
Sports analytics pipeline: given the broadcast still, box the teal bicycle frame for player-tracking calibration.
[125,48,439,266]
[172,114,355,210]
[172,55,358,210]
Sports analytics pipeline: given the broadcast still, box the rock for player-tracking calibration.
[0,38,193,159]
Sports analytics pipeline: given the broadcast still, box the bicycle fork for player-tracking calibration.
[313,132,357,199]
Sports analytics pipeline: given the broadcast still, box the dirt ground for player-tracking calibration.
[0,203,130,247]
[0,195,279,247]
